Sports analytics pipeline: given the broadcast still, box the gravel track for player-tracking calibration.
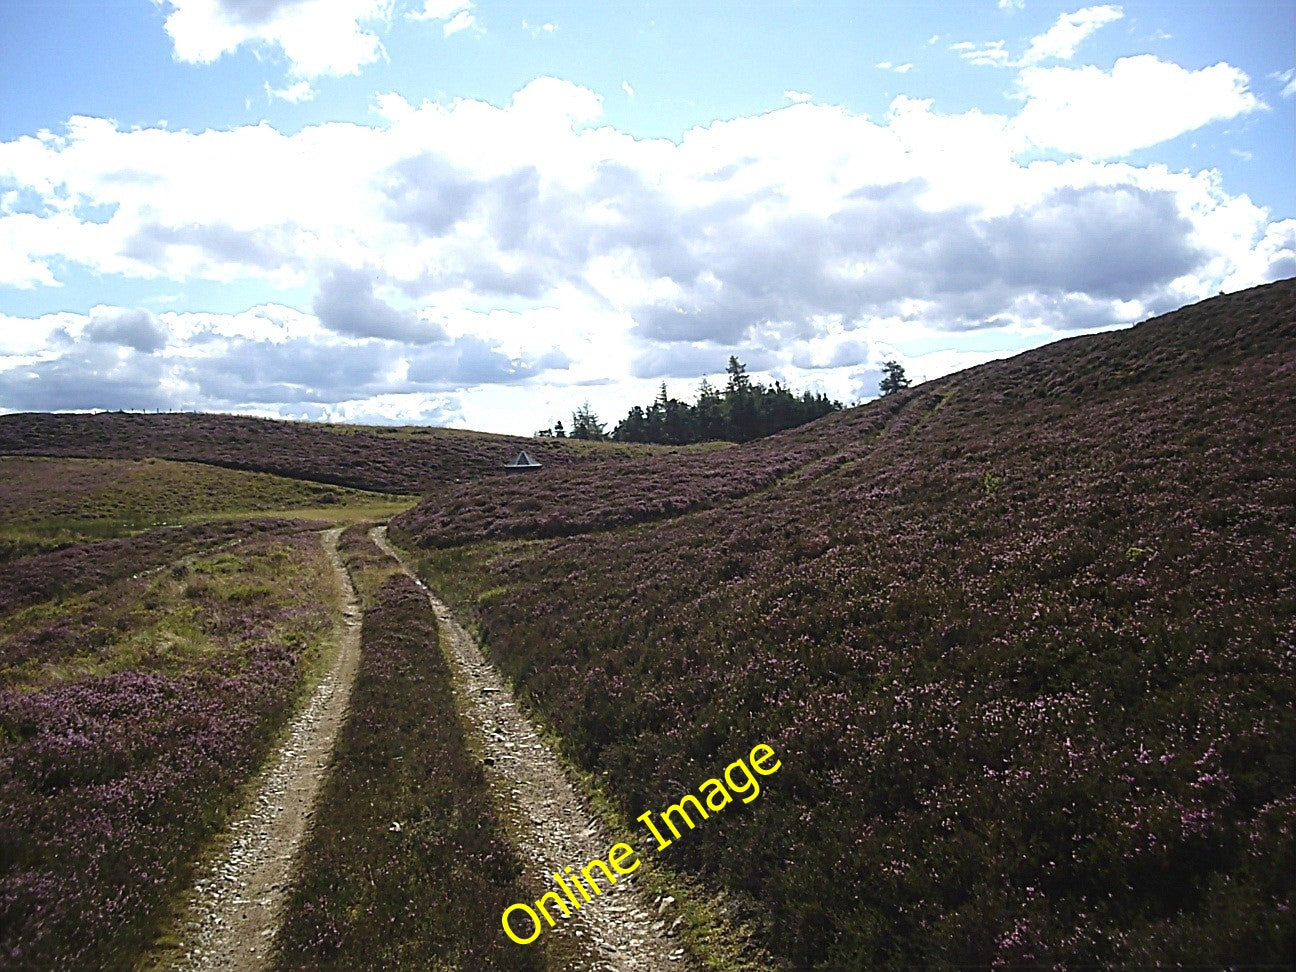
[159,527,363,972]
[372,527,690,972]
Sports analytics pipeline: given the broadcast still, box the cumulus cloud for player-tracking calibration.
[0,345,172,412]
[84,308,169,353]
[155,0,389,78]
[1224,219,1296,290]
[266,79,317,103]
[313,267,448,343]
[950,39,1012,68]
[1013,55,1264,156]
[1020,4,1124,64]
[408,0,477,36]
[0,302,571,420]
[0,75,1291,424]
[955,4,1123,69]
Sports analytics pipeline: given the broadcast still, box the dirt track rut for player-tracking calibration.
[372,527,690,972]
[162,527,363,971]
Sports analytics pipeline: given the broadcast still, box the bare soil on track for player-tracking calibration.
[149,527,363,972]
[372,527,690,972]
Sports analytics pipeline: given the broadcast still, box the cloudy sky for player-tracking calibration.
[1,0,1293,432]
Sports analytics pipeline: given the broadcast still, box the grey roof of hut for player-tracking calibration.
[504,449,542,469]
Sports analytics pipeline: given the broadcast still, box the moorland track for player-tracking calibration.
[372,527,691,972]
[161,527,363,971]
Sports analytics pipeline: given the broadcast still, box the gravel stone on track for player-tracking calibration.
[373,527,691,972]
[166,527,363,972]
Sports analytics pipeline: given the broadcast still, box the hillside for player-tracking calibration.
[396,278,1296,546]
[0,411,677,495]
[0,456,410,559]
[393,278,1296,966]
[0,466,542,967]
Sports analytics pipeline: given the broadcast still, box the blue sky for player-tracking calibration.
[1,0,1293,431]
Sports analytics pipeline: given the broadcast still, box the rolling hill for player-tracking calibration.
[3,277,1293,967]
[391,277,1296,966]
[0,411,678,495]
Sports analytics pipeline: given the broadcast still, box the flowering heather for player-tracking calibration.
[0,412,649,495]
[392,405,902,547]
[406,281,1296,966]
[0,456,404,559]
[0,518,320,617]
[274,527,542,970]
[0,532,336,969]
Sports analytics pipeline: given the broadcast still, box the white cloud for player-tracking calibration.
[1020,4,1123,64]
[1223,219,1296,291]
[266,79,317,103]
[0,77,1289,426]
[999,0,1025,9]
[783,90,813,103]
[408,0,477,36]
[408,0,467,19]
[954,5,1122,70]
[442,9,475,35]
[522,20,557,36]
[155,0,390,78]
[622,81,636,99]
[875,61,913,74]
[83,308,169,352]
[1272,68,1296,98]
[313,266,448,343]
[951,39,1012,68]
[1013,55,1264,157]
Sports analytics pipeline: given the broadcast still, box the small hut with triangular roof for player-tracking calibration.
[503,450,542,472]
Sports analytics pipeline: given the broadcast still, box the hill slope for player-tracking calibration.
[0,412,676,494]
[395,278,1296,966]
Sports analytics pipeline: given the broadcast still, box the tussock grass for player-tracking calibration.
[0,530,338,969]
[0,456,413,558]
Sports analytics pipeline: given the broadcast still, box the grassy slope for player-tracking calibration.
[393,428,831,547]
[0,411,690,495]
[0,529,339,969]
[397,278,1296,966]
[273,527,547,971]
[0,456,412,559]
[0,454,398,966]
[396,279,1296,548]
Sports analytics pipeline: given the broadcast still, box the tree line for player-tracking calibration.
[536,357,845,444]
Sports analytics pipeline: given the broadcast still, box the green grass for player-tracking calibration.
[273,526,551,970]
[0,456,415,558]
[0,531,337,695]
[0,529,342,969]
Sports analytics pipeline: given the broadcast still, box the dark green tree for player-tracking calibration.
[570,401,607,440]
[879,360,911,396]
[610,358,841,444]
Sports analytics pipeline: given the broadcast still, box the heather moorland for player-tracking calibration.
[395,279,1296,967]
[1,279,1292,969]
